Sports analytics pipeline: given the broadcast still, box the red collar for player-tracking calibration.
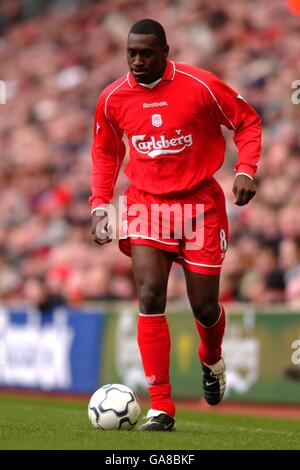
[127,60,176,88]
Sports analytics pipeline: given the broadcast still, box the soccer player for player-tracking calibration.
[90,19,262,431]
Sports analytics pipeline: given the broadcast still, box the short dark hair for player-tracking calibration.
[129,19,167,47]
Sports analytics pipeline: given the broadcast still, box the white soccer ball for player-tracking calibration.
[88,384,141,430]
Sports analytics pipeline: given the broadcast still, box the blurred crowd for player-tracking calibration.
[0,0,300,310]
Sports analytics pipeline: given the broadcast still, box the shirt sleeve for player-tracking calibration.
[89,92,126,209]
[207,73,262,177]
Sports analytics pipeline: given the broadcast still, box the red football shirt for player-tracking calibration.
[89,60,262,209]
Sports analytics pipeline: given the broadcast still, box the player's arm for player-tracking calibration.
[208,74,262,206]
[89,93,126,244]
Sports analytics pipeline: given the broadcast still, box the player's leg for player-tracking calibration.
[131,244,173,314]
[184,270,224,359]
[178,178,227,404]
[183,269,226,405]
[131,244,176,431]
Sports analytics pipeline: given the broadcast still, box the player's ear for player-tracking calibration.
[163,44,169,58]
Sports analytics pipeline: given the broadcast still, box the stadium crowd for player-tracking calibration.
[0,0,300,310]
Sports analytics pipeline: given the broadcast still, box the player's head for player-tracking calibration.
[127,19,169,84]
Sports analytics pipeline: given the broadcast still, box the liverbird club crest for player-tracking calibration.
[152,113,162,127]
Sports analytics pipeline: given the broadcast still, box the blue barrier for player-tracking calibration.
[0,307,104,392]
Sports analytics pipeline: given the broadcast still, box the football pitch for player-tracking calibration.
[0,393,299,450]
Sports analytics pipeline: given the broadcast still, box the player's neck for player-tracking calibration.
[139,78,162,89]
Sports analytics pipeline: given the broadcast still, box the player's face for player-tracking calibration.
[127,33,169,84]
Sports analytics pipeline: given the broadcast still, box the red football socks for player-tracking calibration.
[195,304,226,365]
[137,313,175,417]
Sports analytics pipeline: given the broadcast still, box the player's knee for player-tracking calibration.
[138,282,166,314]
[191,301,219,326]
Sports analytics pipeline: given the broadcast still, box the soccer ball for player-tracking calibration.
[88,383,141,430]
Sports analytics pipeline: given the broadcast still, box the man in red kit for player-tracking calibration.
[90,19,262,431]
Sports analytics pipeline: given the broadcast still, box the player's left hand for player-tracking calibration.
[232,174,256,206]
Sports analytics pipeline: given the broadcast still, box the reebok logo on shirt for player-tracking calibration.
[143,101,168,109]
[132,132,193,158]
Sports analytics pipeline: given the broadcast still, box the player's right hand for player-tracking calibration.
[91,211,112,245]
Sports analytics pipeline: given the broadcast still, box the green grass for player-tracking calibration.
[0,394,299,450]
